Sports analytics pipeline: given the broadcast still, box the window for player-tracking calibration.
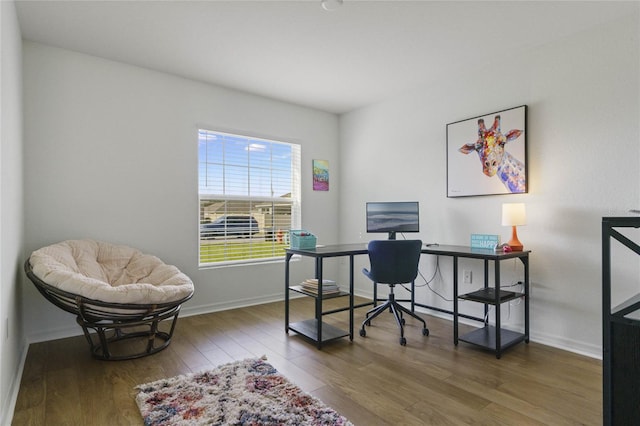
[198,129,301,266]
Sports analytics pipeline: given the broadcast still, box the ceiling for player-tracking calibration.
[15,0,637,114]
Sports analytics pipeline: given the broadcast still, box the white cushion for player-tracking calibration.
[29,240,194,305]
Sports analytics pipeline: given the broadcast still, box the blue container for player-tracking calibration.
[289,230,317,249]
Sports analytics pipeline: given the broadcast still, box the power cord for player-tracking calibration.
[397,233,452,302]
[399,255,453,302]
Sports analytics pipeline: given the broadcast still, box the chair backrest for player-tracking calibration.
[365,240,422,284]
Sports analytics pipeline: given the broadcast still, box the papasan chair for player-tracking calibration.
[25,239,194,360]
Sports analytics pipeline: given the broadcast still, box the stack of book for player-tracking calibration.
[300,278,340,295]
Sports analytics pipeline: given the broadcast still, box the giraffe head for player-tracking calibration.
[459,115,522,177]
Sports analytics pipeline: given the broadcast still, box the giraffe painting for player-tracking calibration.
[458,115,525,193]
[447,105,527,197]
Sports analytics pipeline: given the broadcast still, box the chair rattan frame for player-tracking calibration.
[24,259,193,361]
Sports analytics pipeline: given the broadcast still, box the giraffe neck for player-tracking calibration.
[497,151,526,193]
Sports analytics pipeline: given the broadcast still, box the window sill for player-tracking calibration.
[198,256,299,270]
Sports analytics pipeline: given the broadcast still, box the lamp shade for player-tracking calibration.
[502,203,526,227]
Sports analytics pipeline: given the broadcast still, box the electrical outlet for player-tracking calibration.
[463,270,472,284]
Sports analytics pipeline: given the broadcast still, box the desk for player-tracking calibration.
[285,244,530,357]
[421,245,530,359]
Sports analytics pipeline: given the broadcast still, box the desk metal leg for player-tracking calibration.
[483,259,489,325]
[316,258,323,349]
[495,260,502,359]
[523,255,530,343]
[285,253,292,333]
[349,255,354,340]
[453,256,459,345]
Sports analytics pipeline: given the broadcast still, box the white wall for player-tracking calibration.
[0,0,25,423]
[338,13,640,358]
[22,41,341,342]
[17,2,640,364]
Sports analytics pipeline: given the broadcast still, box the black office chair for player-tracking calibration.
[359,240,429,346]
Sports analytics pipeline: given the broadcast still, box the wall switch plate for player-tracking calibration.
[463,270,472,284]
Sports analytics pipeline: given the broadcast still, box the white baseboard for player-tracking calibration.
[1,338,29,426]
[353,289,602,360]
[25,290,604,359]
[28,324,83,344]
[180,292,290,318]
[527,331,601,359]
[25,292,291,344]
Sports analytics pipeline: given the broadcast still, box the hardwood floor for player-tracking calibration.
[12,297,602,425]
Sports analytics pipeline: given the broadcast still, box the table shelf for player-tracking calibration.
[459,326,527,356]
[288,319,350,344]
[289,285,349,300]
[459,287,523,304]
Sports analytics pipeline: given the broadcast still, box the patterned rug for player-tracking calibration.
[135,356,353,425]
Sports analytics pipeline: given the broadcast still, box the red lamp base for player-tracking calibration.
[507,226,523,251]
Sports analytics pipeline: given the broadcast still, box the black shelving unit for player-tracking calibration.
[602,216,640,426]
[286,276,352,348]
[284,244,370,349]
[421,245,530,359]
[457,281,528,358]
[287,285,351,345]
[458,288,526,352]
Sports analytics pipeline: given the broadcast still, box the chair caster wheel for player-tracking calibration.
[359,329,366,337]
[400,337,407,346]
[365,320,371,327]
[423,328,429,336]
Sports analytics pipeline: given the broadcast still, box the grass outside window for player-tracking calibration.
[200,241,289,264]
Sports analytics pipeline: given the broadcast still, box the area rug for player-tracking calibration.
[135,356,353,425]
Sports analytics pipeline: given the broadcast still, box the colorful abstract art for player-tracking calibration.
[313,159,329,191]
[447,105,527,197]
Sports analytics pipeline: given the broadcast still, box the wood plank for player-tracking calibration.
[12,297,602,425]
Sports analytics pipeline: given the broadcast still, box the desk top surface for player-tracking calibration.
[287,243,530,259]
[287,243,369,257]
[422,244,530,259]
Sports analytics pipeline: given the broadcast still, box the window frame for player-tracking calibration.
[198,128,301,268]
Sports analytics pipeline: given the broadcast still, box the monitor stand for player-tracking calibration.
[388,232,396,240]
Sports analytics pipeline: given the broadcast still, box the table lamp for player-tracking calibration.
[502,203,526,251]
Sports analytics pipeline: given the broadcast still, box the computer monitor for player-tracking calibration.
[366,201,420,240]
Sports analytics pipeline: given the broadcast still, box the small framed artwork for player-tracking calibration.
[447,105,527,197]
[312,159,329,191]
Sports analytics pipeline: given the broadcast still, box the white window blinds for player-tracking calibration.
[198,129,301,266]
